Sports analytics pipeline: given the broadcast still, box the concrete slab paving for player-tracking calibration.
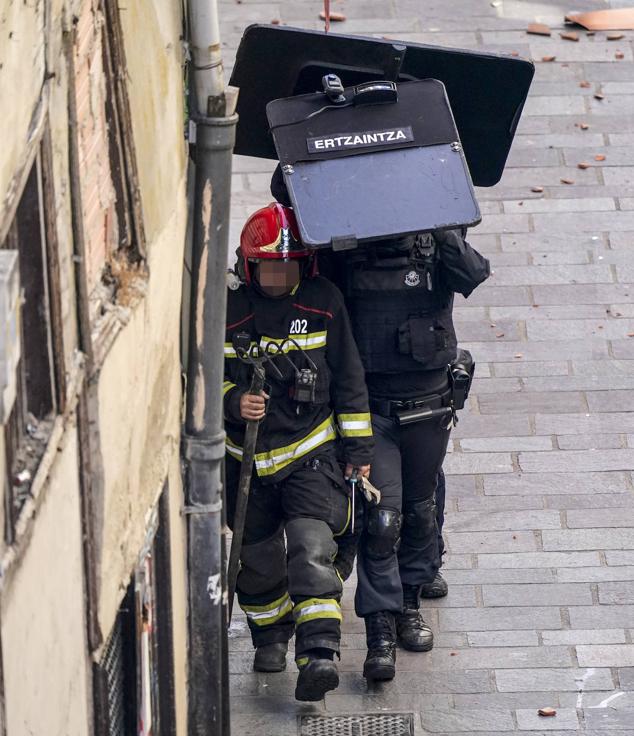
[221,0,634,732]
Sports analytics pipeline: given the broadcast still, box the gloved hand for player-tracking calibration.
[344,463,371,479]
[239,391,269,421]
[360,477,381,505]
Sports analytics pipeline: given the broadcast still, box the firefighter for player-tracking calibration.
[223,203,373,702]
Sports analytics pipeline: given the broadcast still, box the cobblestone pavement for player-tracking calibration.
[220,0,634,732]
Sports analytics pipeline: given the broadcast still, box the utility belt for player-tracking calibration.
[369,349,475,427]
[370,388,453,426]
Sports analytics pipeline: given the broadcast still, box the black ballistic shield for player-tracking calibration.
[229,24,534,187]
[267,79,481,247]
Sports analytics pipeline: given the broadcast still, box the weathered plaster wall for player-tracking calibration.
[0,433,5,559]
[119,0,186,243]
[0,0,46,208]
[1,431,89,736]
[0,0,189,730]
[96,186,186,632]
[94,0,188,700]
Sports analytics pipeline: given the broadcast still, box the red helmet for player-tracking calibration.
[239,203,314,284]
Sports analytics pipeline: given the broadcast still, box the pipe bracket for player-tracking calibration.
[181,500,223,516]
[182,430,226,462]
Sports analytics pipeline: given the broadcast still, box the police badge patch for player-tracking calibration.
[404,270,421,287]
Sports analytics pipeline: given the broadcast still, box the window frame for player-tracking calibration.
[101,0,146,262]
[93,491,177,736]
[0,128,64,544]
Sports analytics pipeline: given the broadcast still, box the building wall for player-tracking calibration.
[94,0,187,628]
[0,0,46,209]
[0,0,189,732]
[1,432,89,736]
[92,5,188,733]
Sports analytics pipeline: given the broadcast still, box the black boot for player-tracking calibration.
[420,572,448,599]
[363,611,397,681]
[396,584,434,652]
[253,642,288,673]
[295,651,339,701]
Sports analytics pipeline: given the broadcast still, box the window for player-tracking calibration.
[101,0,145,259]
[1,139,62,543]
[94,492,176,736]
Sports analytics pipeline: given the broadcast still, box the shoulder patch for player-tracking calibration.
[404,270,421,287]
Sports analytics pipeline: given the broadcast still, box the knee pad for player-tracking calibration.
[286,517,341,598]
[363,507,402,560]
[403,497,436,543]
[238,525,286,596]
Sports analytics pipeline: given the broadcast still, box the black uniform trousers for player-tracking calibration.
[355,409,451,617]
[436,468,447,560]
[225,448,350,657]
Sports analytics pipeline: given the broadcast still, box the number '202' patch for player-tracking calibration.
[289,318,308,334]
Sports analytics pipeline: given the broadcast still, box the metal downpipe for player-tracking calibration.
[182,110,237,736]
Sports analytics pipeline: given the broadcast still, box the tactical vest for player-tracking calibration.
[346,238,457,373]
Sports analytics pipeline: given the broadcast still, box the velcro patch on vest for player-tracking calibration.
[306,127,414,154]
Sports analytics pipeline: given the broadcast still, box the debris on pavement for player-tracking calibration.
[560,31,579,41]
[538,707,557,717]
[541,55,556,62]
[319,10,346,22]
[527,23,551,36]
[564,9,634,31]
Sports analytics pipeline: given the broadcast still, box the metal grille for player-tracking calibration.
[101,616,126,736]
[299,713,414,736]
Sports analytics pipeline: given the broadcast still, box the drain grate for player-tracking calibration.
[299,713,414,736]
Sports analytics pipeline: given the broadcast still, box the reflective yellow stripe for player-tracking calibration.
[254,415,336,477]
[337,412,373,438]
[260,332,327,352]
[338,413,371,423]
[339,427,373,437]
[225,436,243,461]
[294,598,342,626]
[224,341,257,358]
[223,380,237,397]
[242,593,293,627]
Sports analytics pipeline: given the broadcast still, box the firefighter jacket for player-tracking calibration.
[343,229,490,374]
[223,276,374,483]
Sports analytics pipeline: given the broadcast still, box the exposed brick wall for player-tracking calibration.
[73,0,118,295]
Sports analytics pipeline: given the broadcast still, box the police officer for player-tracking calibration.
[223,203,373,701]
[343,229,489,680]
[270,171,489,679]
